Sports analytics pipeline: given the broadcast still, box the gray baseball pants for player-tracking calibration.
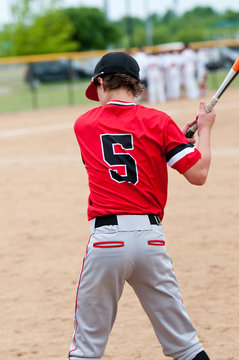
[68,214,204,360]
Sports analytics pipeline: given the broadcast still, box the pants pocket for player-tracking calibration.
[147,240,165,246]
[93,241,124,248]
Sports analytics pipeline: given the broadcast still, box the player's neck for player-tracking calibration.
[101,88,135,105]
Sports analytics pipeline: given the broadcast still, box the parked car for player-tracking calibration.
[24,60,92,83]
[206,47,238,70]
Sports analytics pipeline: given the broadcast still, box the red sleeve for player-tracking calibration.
[164,116,201,174]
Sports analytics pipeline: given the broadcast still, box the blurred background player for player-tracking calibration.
[146,52,166,103]
[134,47,148,101]
[181,43,200,99]
[164,50,182,100]
[197,48,209,96]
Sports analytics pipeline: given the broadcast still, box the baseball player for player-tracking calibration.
[181,44,200,99]
[146,52,166,103]
[67,52,215,360]
[133,47,148,101]
[197,48,209,96]
[164,50,182,100]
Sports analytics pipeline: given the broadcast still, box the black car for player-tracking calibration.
[206,47,238,71]
[24,60,92,83]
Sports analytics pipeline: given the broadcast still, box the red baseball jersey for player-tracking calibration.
[74,100,201,220]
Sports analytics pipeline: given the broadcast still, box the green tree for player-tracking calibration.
[176,28,205,42]
[24,10,78,54]
[0,10,78,56]
[10,0,63,25]
[162,9,177,24]
[153,26,171,45]
[61,7,122,50]
[223,9,239,21]
[116,16,146,48]
[1,3,239,57]
[153,6,219,44]
[11,0,34,24]
[180,6,217,31]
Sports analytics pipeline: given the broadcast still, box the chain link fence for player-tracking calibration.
[0,44,238,114]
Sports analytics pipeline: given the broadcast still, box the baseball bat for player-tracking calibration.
[186,56,239,138]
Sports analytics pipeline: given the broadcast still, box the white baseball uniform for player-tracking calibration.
[146,54,166,103]
[181,48,200,99]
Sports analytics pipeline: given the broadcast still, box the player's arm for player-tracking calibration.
[182,102,216,185]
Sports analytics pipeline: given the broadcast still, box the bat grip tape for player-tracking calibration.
[186,97,218,138]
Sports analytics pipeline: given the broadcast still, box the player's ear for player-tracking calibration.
[97,77,104,87]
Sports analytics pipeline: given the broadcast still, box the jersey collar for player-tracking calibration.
[106,100,136,106]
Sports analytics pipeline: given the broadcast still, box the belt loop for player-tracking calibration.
[155,215,161,225]
[148,214,161,225]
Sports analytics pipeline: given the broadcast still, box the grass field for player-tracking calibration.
[0,64,92,113]
[0,64,238,113]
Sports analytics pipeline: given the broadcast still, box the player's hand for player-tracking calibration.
[181,118,197,144]
[197,101,216,135]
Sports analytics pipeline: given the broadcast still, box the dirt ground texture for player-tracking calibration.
[0,89,239,360]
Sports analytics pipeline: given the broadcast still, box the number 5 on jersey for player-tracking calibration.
[101,134,138,185]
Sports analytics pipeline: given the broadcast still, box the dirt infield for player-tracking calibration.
[1,89,239,360]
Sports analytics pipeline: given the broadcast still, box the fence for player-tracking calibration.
[0,40,238,113]
[0,51,105,113]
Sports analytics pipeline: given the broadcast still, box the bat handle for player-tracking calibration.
[185,122,198,138]
[205,96,218,113]
[185,96,218,138]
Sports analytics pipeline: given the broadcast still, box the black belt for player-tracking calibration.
[95,214,160,228]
